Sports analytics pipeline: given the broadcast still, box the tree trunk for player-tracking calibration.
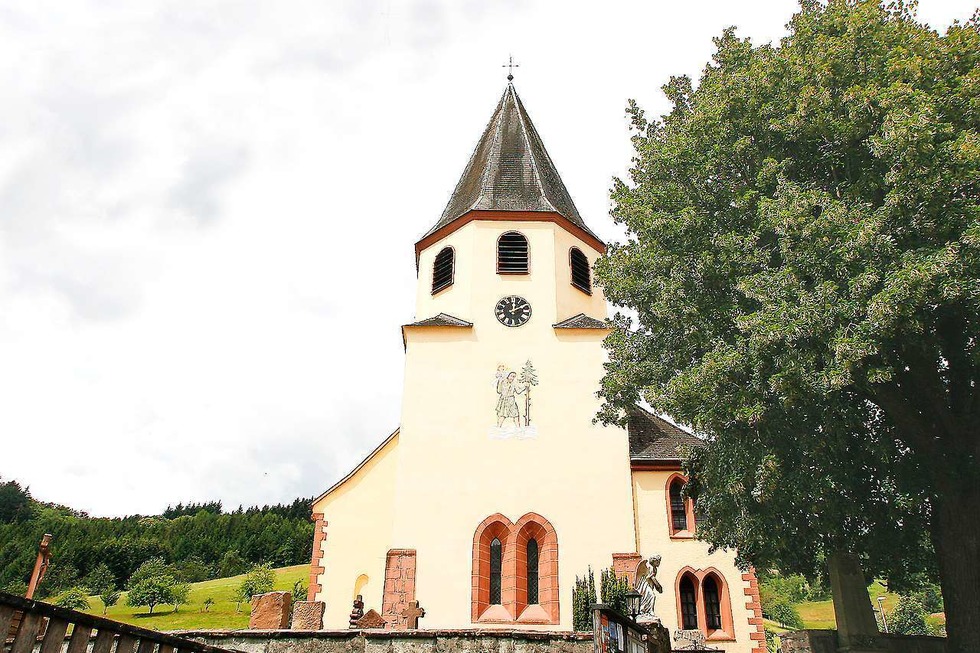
[930,482,980,653]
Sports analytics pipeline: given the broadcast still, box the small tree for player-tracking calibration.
[599,567,630,616]
[84,564,116,596]
[171,582,190,612]
[128,558,174,589]
[127,576,174,614]
[55,587,90,611]
[236,565,275,612]
[202,597,215,613]
[763,597,804,629]
[218,550,248,578]
[99,589,121,615]
[890,596,929,636]
[291,579,306,604]
[572,567,597,631]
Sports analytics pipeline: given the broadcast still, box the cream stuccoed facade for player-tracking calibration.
[309,83,763,653]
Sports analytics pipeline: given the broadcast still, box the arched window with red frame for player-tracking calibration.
[675,568,735,641]
[679,574,699,630]
[666,473,696,537]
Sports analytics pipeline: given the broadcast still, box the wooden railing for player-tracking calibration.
[0,591,238,653]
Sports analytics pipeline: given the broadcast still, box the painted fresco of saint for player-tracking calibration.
[495,370,525,427]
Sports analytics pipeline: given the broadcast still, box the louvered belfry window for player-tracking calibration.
[497,231,529,273]
[432,247,454,293]
[570,247,591,293]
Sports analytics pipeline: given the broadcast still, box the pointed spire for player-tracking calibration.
[421,83,600,243]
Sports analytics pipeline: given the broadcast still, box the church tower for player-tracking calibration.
[309,81,762,653]
[392,81,636,629]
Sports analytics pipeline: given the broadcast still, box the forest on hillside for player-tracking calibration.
[0,479,314,598]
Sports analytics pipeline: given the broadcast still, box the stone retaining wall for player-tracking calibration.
[180,629,594,653]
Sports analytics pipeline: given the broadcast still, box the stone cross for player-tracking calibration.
[401,600,425,629]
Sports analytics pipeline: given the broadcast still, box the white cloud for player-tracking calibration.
[0,0,973,516]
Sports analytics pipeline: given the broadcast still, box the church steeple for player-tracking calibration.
[419,83,601,248]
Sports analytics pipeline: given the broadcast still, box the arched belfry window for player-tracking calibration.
[569,247,591,293]
[669,478,688,532]
[489,537,502,605]
[497,232,529,274]
[526,538,539,605]
[432,247,454,293]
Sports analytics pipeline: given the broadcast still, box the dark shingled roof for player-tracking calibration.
[628,406,704,462]
[422,83,600,242]
[404,313,473,327]
[553,313,608,329]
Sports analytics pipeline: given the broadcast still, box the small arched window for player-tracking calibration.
[432,247,454,293]
[497,232,529,274]
[569,247,591,293]
[489,537,502,605]
[679,575,699,630]
[703,575,722,630]
[526,538,539,605]
[669,478,688,532]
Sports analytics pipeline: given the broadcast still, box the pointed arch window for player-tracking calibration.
[432,247,454,293]
[569,247,591,293]
[703,575,722,630]
[526,538,539,605]
[669,478,688,532]
[489,537,502,605]
[679,574,699,630]
[497,232,529,274]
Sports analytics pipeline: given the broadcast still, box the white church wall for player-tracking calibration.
[632,469,759,653]
[312,432,400,628]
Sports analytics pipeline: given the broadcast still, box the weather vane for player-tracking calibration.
[502,55,519,82]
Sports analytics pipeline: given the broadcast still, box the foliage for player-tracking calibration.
[171,582,190,612]
[84,563,117,596]
[599,567,630,616]
[127,576,176,614]
[100,589,121,615]
[129,558,176,589]
[0,480,33,523]
[572,567,597,632]
[912,583,944,614]
[55,587,91,611]
[595,1,980,647]
[163,502,223,519]
[0,485,314,597]
[890,595,929,635]
[760,572,829,605]
[764,596,804,629]
[291,579,306,604]
[765,628,782,653]
[3,580,28,596]
[202,596,215,613]
[236,564,276,610]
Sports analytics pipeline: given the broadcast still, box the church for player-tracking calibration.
[307,80,763,653]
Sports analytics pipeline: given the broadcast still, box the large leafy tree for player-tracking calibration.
[595,1,979,650]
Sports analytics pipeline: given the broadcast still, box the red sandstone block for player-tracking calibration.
[750,632,766,640]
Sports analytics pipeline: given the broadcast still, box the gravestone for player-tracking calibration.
[249,591,292,630]
[827,552,886,652]
[356,609,387,629]
[290,600,324,630]
[401,600,425,629]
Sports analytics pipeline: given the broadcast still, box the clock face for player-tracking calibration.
[495,295,532,327]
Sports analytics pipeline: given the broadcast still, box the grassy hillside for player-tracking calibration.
[82,564,310,631]
[794,581,944,632]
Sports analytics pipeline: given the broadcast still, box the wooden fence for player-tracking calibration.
[1,591,238,653]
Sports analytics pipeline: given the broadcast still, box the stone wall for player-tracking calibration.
[180,629,593,653]
[781,629,947,653]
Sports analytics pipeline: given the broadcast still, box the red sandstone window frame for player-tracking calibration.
[673,567,735,641]
[471,512,559,625]
[665,473,697,539]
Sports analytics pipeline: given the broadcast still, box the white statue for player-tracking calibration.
[634,555,664,623]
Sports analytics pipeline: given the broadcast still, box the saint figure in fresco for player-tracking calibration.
[495,371,525,427]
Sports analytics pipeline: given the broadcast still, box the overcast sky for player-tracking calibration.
[1,0,974,517]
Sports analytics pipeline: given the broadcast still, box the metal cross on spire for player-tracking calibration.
[502,55,519,82]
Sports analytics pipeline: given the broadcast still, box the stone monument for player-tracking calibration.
[827,552,886,652]
[633,555,664,624]
[249,591,292,630]
[290,600,324,630]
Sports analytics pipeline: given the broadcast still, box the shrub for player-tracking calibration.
[890,596,929,636]
[763,597,803,629]
[236,564,275,611]
[599,567,630,616]
[55,587,90,611]
[912,584,944,614]
[572,567,597,631]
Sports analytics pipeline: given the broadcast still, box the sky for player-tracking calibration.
[0,0,975,517]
